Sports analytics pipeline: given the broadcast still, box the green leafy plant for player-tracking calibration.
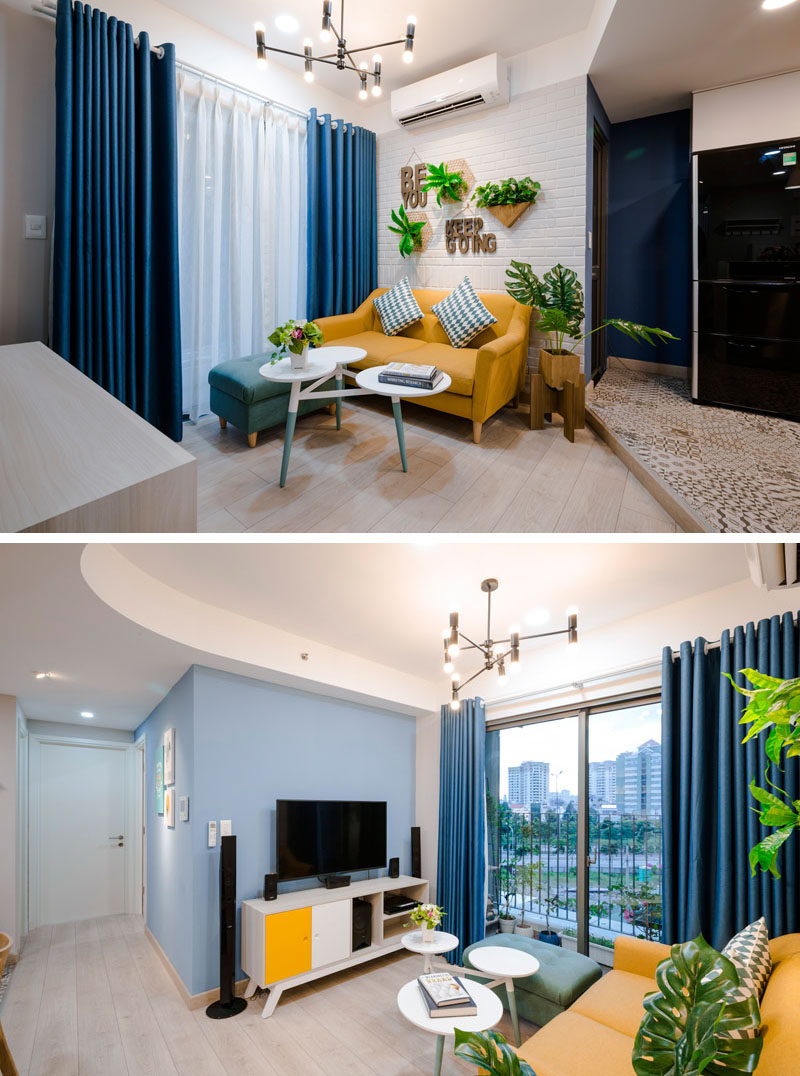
[498,864,517,919]
[388,205,426,258]
[454,1029,537,1076]
[505,260,679,355]
[543,893,563,933]
[475,177,542,207]
[725,669,800,877]
[632,935,763,1076]
[515,862,540,927]
[609,879,662,942]
[268,319,324,360]
[422,162,467,205]
[408,902,445,930]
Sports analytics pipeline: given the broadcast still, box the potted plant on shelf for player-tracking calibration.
[268,319,324,372]
[388,205,428,258]
[408,902,445,945]
[632,935,763,1076]
[514,862,539,938]
[454,1029,537,1076]
[474,176,542,228]
[505,261,678,389]
[538,894,563,947]
[498,865,518,933]
[422,161,467,205]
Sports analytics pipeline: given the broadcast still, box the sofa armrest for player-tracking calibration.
[471,319,530,420]
[315,293,376,343]
[613,935,672,979]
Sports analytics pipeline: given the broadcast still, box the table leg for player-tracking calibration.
[433,1034,444,1076]
[335,365,343,431]
[391,397,408,472]
[280,382,301,488]
[506,978,521,1047]
[423,952,433,974]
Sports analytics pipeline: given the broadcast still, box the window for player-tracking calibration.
[486,696,662,966]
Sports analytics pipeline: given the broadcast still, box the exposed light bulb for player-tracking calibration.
[450,697,460,711]
[402,49,414,63]
[406,13,417,24]
[443,659,454,674]
[566,604,579,617]
[320,27,332,41]
[447,641,459,657]
[256,56,268,70]
[304,70,315,82]
[359,88,368,100]
[371,84,382,97]
[372,53,383,65]
[303,37,313,48]
[253,21,266,33]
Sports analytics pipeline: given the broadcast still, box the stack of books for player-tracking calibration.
[417,972,477,1018]
[378,363,444,391]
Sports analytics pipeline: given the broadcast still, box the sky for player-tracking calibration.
[498,702,662,800]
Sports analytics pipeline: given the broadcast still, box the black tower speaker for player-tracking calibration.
[206,835,247,1019]
[264,872,278,900]
[411,826,421,878]
[352,898,372,950]
[388,857,399,879]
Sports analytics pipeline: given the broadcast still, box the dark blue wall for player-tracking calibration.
[607,109,692,367]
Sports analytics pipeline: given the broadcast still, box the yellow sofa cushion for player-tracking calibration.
[758,934,800,1076]
[569,970,653,1039]
[516,1011,635,1076]
[320,332,425,365]
[324,334,478,397]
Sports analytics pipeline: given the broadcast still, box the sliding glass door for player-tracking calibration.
[486,696,662,966]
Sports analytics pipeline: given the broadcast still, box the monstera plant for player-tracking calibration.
[726,669,800,877]
[505,261,678,357]
[454,1029,537,1076]
[633,936,763,1076]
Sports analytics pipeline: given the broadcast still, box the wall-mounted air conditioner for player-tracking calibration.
[746,543,800,591]
[390,53,509,129]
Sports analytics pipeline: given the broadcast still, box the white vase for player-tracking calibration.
[421,925,437,945]
[289,345,309,371]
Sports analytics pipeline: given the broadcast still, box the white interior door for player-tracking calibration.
[37,741,128,924]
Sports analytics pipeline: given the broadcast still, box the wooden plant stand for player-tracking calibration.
[530,349,586,443]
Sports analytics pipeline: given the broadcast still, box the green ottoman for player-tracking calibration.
[463,935,602,1029]
[208,353,334,447]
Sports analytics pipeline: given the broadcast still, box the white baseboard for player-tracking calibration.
[145,926,249,1010]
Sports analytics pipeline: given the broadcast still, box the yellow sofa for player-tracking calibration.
[314,288,532,444]
[516,933,800,1076]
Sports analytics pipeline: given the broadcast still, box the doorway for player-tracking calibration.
[591,124,609,384]
[29,736,140,926]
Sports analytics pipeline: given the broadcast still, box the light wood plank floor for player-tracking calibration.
[183,396,682,534]
[3,916,537,1076]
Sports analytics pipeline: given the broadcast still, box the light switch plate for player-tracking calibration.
[24,214,47,240]
[220,819,232,837]
[208,821,217,848]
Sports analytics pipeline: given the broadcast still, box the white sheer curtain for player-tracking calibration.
[177,71,307,421]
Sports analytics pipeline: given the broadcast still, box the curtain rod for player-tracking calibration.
[32,2,165,57]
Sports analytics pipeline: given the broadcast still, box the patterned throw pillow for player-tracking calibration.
[432,277,498,349]
[721,917,772,1038]
[373,277,424,337]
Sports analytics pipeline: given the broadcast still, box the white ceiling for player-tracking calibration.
[157,0,598,94]
[590,0,800,122]
[0,541,750,731]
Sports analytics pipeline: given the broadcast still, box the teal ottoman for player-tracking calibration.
[208,353,334,447]
[463,935,602,1030]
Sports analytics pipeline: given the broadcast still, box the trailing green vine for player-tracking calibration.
[475,176,541,207]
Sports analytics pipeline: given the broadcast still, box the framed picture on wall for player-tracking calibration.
[165,786,175,828]
[164,727,175,786]
[155,746,164,815]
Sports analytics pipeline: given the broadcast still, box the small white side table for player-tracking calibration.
[465,945,540,1047]
[401,930,460,974]
[397,978,503,1076]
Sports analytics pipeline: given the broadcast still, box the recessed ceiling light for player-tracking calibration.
[34,671,52,680]
[80,711,94,719]
[524,608,550,627]
[275,13,300,33]
[762,0,798,9]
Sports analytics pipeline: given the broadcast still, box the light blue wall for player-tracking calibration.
[137,665,417,997]
[136,669,196,991]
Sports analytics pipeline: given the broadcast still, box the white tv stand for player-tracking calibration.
[242,874,429,1017]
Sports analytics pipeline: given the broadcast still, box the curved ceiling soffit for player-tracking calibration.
[79,545,435,717]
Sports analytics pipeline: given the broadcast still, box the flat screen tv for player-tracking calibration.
[276,799,387,881]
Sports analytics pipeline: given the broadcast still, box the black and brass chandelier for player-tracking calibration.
[254,2,417,100]
[443,579,579,711]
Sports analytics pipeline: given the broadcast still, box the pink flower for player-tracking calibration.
[292,328,303,339]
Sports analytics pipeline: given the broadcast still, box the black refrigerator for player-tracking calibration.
[693,137,800,421]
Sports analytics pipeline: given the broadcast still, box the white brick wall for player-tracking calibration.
[377,77,588,367]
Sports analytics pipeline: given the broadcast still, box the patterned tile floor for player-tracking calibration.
[588,366,800,533]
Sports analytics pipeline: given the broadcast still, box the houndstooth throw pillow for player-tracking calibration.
[721,917,772,1038]
[432,277,498,349]
[373,278,424,336]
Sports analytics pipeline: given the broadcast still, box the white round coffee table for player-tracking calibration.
[397,978,503,1076]
[401,930,459,974]
[355,366,451,475]
[466,945,539,1047]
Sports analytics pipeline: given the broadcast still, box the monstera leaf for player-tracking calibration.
[604,319,679,347]
[633,936,763,1076]
[454,1029,537,1076]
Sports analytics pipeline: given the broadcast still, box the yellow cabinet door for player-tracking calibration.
[264,907,312,984]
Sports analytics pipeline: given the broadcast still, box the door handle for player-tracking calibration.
[109,835,124,846]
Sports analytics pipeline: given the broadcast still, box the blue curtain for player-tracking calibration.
[437,698,486,965]
[662,611,800,949]
[53,0,182,440]
[306,108,377,320]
